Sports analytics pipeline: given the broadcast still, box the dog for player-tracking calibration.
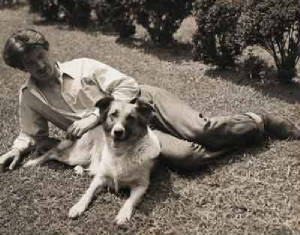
[68,96,161,224]
[24,96,161,224]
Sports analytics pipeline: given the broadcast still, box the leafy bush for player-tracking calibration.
[242,48,268,80]
[192,0,243,68]
[28,0,94,27]
[95,0,193,44]
[0,0,20,7]
[136,0,194,45]
[40,0,59,21]
[28,0,43,13]
[73,0,99,27]
[237,0,299,82]
[95,0,136,38]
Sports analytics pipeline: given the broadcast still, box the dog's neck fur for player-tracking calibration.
[101,127,160,191]
[104,127,159,162]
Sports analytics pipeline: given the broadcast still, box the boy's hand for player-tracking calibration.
[67,114,99,139]
[0,148,21,171]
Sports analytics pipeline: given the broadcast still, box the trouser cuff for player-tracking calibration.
[245,112,265,133]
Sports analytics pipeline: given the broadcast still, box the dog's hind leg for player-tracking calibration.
[115,185,148,225]
[23,150,59,167]
[23,139,74,167]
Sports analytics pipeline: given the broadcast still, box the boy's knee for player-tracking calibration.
[160,141,210,170]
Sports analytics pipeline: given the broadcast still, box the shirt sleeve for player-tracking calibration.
[81,58,140,103]
[11,88,49,154]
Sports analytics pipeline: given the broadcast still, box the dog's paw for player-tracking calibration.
[74,165,84,175]
[23,159,39,167]
[68,202,86,218]
[115,205,133,225]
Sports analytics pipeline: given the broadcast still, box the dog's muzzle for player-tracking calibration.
[111,124,126,141]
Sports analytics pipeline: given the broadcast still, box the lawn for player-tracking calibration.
[0,5,299,235]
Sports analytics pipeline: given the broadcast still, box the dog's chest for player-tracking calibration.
[103,148,153,185]
[101,131,160,187]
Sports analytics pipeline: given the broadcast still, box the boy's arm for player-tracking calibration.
[66,59,140,138]
[79,59,140,106]
[0,89,49,170]
[66,109,100,138]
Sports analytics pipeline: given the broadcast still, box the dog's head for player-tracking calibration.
[96,96,154,143]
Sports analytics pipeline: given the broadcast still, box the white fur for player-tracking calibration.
[69,127,161,224]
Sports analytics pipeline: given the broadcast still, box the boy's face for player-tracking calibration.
[22,47,57,84]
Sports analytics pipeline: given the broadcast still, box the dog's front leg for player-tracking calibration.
[68,174,107,218]
[115,185,147,225]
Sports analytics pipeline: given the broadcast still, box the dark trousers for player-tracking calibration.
[140,85,264,169]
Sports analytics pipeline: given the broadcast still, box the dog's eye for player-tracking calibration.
[109,111,118,119]
[127,114,136,121]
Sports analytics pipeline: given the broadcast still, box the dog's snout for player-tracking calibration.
[114,129,124,137]
[112,124,126,140]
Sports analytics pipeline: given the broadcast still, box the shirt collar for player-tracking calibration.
[56,61,75,81]
[22,61,74,102]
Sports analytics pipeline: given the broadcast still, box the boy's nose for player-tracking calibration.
[36,61,46,70]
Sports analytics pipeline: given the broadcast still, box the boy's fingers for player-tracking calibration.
[74,128,81,137]
[67,124,74,134]
[9,155,20,170]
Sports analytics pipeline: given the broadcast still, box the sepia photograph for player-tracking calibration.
[0,0,299,234]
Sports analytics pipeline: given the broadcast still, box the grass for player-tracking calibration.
[0,5,299,235]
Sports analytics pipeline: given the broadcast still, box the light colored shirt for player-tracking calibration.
[12,58,139,153]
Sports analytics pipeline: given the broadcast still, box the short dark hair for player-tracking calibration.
[3,29,49,71]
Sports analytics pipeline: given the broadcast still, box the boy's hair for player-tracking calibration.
[3,29,49,71]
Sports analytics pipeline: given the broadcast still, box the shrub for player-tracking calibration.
[29,0,94,27]
[237,0,299,82]
[95,0,193,44]
[40,0,59,21]
[95,0,136,38]
[136,0,194,45]
[192,0,243,68]
[28,0,43,13]
[242,48,267,80]
[0,0,18,7]
[71,0,94,27]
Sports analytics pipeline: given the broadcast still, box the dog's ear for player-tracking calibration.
[129,88,142,104]
[136,98,155,123]
[95,96,114,123]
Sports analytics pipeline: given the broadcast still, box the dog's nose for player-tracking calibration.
[114,129,124,138]
[112,125,126,140]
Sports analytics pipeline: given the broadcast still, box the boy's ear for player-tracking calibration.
[95,96,114,123]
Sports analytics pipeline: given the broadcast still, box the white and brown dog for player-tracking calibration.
[24,97,161,224]
[69,97,161,224]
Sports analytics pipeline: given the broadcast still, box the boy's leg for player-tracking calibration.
[141,85,299,150]
[153,130,235,170]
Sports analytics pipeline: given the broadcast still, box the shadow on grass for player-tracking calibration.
[205,67,300,105]
[139,164,180,215]
[116,37,194,64]
[162,140,269,181]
